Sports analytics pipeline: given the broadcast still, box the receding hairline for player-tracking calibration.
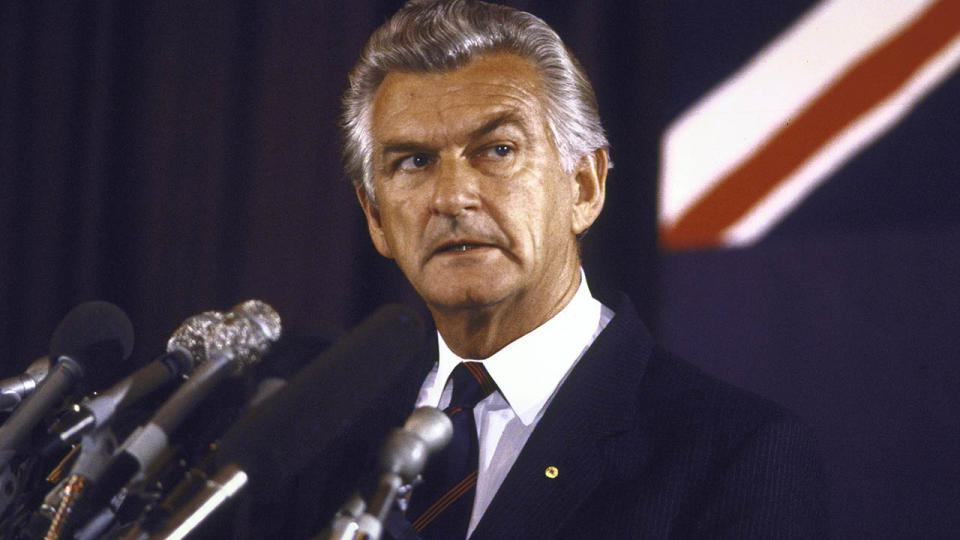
[370,51,547,107]
[367,52,557,161]
[341,0,611,203]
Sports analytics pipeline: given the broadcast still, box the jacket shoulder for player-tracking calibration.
[640,346,800,438]
[627,347,828,537]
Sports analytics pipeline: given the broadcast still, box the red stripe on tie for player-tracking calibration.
[410,470,478,532]
[464,362,496,395]
[660,0,960,249]
[411,471,477,530]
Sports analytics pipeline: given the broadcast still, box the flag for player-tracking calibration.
[656,0,960,537]
[659,0,960,249]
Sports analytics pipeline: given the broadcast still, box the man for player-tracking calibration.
[273,1,827,538]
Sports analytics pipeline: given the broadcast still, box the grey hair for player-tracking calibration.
[341,0,610,206]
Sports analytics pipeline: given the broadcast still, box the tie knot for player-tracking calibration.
[448,362,496,410]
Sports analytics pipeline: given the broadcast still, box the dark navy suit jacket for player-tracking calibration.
[244,293,828,539]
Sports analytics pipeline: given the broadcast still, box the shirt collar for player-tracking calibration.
[435,269,604,425]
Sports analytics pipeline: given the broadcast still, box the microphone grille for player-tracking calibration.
[166,311,226,364]
[231,300,282,342]
[206,300,282,374]
[403,406,453,454]
[380,429,428,481]
[379,407,453,480]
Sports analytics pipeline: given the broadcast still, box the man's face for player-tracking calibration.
[359,53,597,319]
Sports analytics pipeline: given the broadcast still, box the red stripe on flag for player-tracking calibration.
[661,0,960,250]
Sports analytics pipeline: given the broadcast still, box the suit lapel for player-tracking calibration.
[470,294,655,539]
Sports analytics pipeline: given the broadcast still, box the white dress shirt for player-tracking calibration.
[414,270,614,537]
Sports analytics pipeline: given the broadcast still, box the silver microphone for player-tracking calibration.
[338,407,453,540]
[44,311,225,459]
[0,355,51,411]
[69,300,281,539]
[119,300,281,483]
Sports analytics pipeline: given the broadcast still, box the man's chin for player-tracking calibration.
[414,260,517,307]
[420,284,513,313]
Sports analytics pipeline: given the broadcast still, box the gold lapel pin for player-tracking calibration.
[544,466,559,479]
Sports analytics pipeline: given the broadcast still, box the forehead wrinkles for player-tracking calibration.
[378,90,537,143]
[371,56,548,145]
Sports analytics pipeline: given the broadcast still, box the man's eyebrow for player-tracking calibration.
[378,112,529,157]
[380,142,433,156]
[469,112,529,140]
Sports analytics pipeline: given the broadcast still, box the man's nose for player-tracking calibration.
[430,157,480,216]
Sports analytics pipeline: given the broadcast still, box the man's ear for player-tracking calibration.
[356,187,394,259]
[570,148,608,235]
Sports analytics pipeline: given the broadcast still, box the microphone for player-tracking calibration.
[0,301,134,470]
[146,304,429,540]
[42,310,227,458]
[345,407,453,540]
[25,312,228,540]
[76,300,281,525]
[0,355,51,412]
[121,328,341,538]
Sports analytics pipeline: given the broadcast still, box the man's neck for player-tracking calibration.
[430,266,581,359]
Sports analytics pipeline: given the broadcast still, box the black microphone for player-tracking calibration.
[27,312,231,540]
[147,304,430,540]
[42,310,227,458]
[0,301,134,470]
[75,300,281,527]
[0,355,51,411]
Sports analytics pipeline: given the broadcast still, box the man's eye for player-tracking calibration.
[483,145,512,158]
[397,153,432,171]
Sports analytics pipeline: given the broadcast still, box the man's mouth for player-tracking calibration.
[435,242,492,254]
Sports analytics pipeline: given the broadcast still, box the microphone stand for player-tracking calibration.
[145,463,248,540]
[322,408,452,540]
[40,426,116,540]
[324,494,367,540]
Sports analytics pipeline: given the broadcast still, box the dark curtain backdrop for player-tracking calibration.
[0,0,662,363]
[6,2,960,538]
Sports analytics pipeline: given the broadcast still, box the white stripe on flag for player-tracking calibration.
[724,33,960,246]
[659,0,959,248]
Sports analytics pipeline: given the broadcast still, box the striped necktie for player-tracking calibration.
[407,362,496,539]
